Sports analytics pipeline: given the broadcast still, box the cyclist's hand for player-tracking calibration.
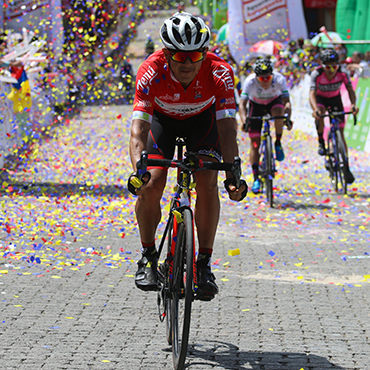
[127,171,151,195]
[224,179,248,201]
[312,110,320,120]
[351,105,359,116]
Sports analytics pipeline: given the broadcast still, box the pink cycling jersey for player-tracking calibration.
[310,66,352,98]
[132,50,236,123]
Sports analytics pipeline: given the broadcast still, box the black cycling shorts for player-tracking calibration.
[247,97,284,138]
[147,104,222,167]
[316,95,345,126]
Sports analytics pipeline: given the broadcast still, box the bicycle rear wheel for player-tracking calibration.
[172,208,194,370]
[336,131,348,194]
[265,135,274,207]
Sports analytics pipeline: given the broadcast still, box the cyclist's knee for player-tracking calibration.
[139,169,166,200]
[195,171,218,195]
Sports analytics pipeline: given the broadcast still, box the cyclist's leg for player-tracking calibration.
[135,111,177,291]
[315,96,328,155]
[335,100,355,184]
[271,98,285,161]
[248,101,263,193]
[185,105,222,298]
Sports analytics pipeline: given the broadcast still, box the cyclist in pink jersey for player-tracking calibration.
[309,48,359,183]
[128,12,247,300]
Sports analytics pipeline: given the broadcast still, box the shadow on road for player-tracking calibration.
[0,181,130,198]
[184,340,347,370]
[274,200,334,210]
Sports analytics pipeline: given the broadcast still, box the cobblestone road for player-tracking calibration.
[1,8,370,370]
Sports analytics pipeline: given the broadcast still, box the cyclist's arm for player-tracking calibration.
[238,98,248,129]
[309,89,320,119]
[345,85,359,115]
[216,117,239,178]
[129,118,151,170]
[217,117,247,200]
[282,96,291,118]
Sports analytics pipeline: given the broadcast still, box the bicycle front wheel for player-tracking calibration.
[336,130,348,194]
[165,217,173,345]
[265,135,274,207]
[327,134,338,191]
[172,208,194,370]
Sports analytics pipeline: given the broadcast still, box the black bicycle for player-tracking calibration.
[317,109,356,194]
[245,114,291,207]
[135,139,241,370]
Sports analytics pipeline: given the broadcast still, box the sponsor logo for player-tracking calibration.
[137,66,158,93]
[158,93,180,102]
[225,97,235,105]
[136,100,152,108]
[195,91,202,99]
[318,82,342,92]
[213,65,234,91]
[155,96,215,116]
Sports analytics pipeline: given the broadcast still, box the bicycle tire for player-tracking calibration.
[327,134,338,191]
[336,130,348,194]
[265,135,274,207]
[172,208,194,370]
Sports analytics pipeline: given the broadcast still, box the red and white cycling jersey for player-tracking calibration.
[310,66,353,98]
[132,50,236,122]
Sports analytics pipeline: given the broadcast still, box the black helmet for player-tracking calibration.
[253,58,273,76]
[320,48,339,64]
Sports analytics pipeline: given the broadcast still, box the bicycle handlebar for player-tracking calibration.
[246,113,292,130]
[136,151,242,188]
[317,110,357,126]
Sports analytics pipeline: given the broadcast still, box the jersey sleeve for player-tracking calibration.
[276,73,290,99]
[213,63,236,120]
[341,68,353,88]
[310,69,319,91]
[240,75,252,100]
[132,61,157,123]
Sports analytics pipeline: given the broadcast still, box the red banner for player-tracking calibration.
[304,0,337,8]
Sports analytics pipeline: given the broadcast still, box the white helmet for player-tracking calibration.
[160,12,210,51]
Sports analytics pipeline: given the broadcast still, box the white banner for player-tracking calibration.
[228,0,308,65]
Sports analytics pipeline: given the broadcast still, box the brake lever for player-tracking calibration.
[231,156,241,189]
[136,151,148,180]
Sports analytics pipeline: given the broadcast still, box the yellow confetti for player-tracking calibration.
[14,305,23,307]
[242,309,250,312]
[102,360,111,363]
[125,274,135,278]
[51,276,62,279]
[220,278,229,282]
[0,270,8,274]
[65,317,74,319]
[228,248,240,256]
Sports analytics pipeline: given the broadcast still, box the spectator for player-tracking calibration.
[364,51,370,64]
[335,44,348,64]
[347,51,370,78]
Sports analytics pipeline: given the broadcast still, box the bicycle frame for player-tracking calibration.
[247,114,289,207]
[260,118,276,181]
[135,143,241,370]
[319,109,356,193]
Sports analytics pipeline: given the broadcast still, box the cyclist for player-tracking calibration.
[128,12,247,301]
[239,58,292,194]
[309,48,359,184]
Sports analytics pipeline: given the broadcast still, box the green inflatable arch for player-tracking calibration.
[336,0,370,54]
